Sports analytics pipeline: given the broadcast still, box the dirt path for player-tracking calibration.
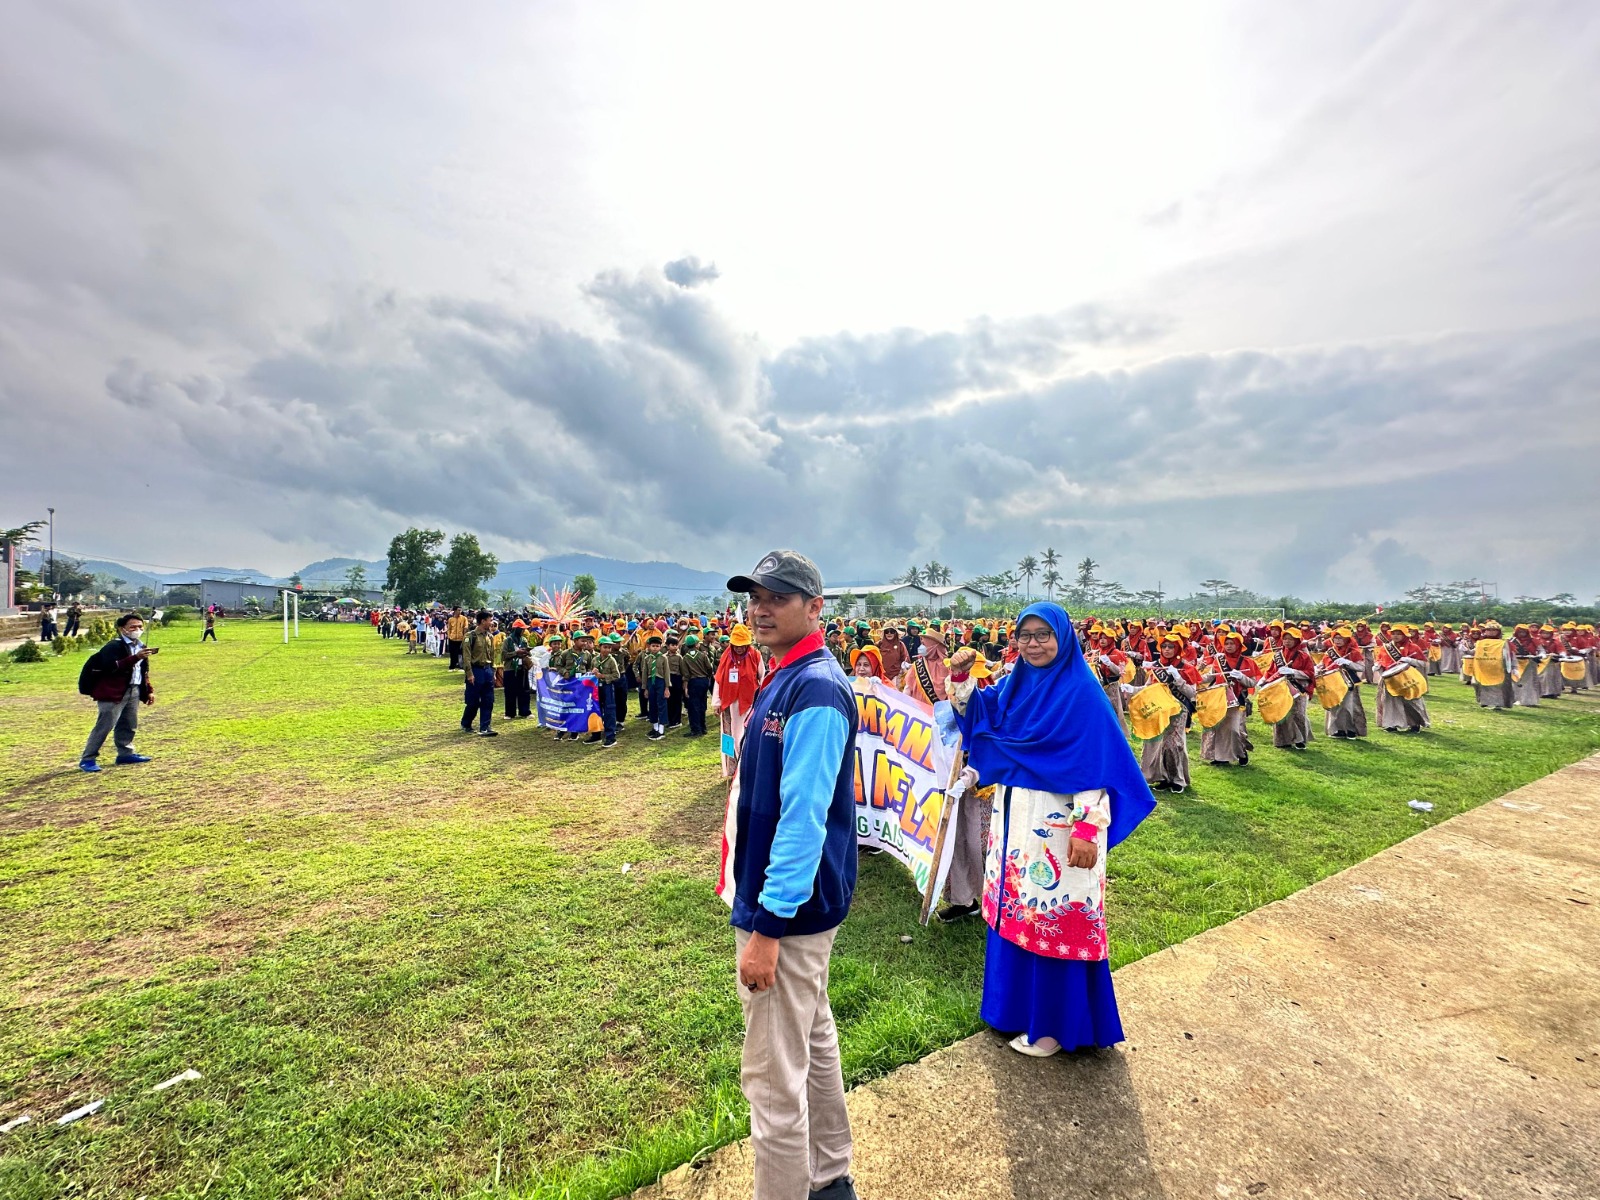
[639,752,1600,1200]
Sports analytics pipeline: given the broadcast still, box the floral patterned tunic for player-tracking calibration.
[950,675,1112,961]
[980,784,1111,961]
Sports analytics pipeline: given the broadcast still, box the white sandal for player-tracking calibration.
[1008,1033,1061,1058]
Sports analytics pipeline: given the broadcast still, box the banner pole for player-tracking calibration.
[918,742,967,925]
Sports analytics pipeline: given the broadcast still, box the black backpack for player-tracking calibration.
[77,651,104,697]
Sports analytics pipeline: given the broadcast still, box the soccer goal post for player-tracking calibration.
[1217,606,1286,623]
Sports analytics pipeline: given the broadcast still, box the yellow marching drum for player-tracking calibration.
[1126,681,1183,741]
[1428,645,1442,662]
[1193,685,1229,729]
[1313,669,1349,711]
[1120,656,1138,685]
[1382,664,1429,700]
[1561,657,1588,682]
[1471,638,1506,686]
[1255,676,1294,725]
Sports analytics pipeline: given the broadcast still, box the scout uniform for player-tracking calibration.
[640,638,671,739]
[594,635,624,746]
[679,634,717,737]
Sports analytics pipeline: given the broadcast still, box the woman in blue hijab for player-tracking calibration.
[948,601,1156,1057]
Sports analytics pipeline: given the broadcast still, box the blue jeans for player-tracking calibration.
[601,681,618,743]
[647,678,667,727]
[462,667,495,731]
[687,676,712,734]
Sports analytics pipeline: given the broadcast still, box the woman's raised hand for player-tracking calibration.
[949,647,978,675]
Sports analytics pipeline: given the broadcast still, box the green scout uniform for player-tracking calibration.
[639,650,670,683]
[464,628,497,669]
[680,644,716,680]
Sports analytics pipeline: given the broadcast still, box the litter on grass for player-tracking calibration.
[899,935,913,944]
[0,1114,32,1134]
[55,1099,104,1126]
[151,1069,202,1093]
[1408,800,1434,812]
[621,863,632,874]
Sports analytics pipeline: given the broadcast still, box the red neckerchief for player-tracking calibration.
[755,629,826,696]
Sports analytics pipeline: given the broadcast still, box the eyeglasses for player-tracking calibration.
[1013,629,1056,644]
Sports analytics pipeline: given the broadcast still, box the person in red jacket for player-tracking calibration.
[1262,626,1317,750]
[1134,632,1201,792]
[1201,629,1259,766]
[1088,625,1129,724]
[714,623,766,778]
[79,612,156,773]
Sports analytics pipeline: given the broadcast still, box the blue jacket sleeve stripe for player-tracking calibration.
[757,706,851,923]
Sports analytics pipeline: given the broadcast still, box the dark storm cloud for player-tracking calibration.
[662,256,721,288]
[93,274,1600,598]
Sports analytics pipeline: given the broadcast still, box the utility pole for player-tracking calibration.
[47,507,54,600]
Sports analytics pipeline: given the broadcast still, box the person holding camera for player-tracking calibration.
[79,612,157,773]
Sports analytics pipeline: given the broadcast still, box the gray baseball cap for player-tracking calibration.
[727,549,824,597]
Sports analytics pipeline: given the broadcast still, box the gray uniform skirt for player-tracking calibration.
[1140,716,1191,789]
[1513,660,1542,707]
[1325,682,1367,737]
[1201,705,1252,764]
[1272,692,1314,748]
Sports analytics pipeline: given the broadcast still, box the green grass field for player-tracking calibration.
[2,620,1598,1199]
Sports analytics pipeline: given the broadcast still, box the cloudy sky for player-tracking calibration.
[2,0,1598,600]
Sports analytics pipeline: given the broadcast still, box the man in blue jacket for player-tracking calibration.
[726,550,859,1200]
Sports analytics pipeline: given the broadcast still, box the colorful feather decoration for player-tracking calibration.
[532,585,589,624]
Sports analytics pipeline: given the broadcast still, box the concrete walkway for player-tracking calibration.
[640,752,1600,1200]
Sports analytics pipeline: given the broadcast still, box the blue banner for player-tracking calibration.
[535,669,601,733]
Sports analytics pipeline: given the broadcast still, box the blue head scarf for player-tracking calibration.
[957,602,1155,849]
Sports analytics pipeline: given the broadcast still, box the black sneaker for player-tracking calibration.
[666,722,682,730]
[936,901,980,924]
[478,729,499,738]
[647,731,664,741]
[584,733,602,745]
[461,724,473,733]
[811,1176,858,1200]
[602,740,618,750]
[1238,753,1249,766]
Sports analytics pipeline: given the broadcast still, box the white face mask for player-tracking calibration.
[124,628,144,641]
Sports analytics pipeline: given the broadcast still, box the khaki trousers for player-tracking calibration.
[736,926,853,1199]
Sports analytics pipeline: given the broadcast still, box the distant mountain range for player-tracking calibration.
[21,549,732,599]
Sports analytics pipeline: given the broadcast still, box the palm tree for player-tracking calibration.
[1017,555,1039,600]
[1041,547,1059,579]
[1041,568,1062,600]
[899,565,925,588]
[0,519,47,547]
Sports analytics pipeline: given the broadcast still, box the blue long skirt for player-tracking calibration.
[979,928,1125,1050]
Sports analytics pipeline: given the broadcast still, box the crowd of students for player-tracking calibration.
[370,604,1598,779]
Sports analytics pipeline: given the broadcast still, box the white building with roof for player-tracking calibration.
[820,583,935,618]
[924,584,989,612]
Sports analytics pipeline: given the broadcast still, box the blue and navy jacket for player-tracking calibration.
[731,640,858,938]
